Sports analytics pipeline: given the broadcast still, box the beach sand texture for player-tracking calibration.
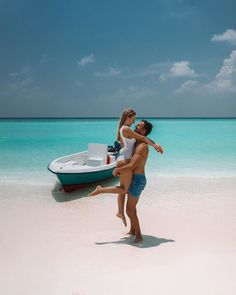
[0,175,235,295]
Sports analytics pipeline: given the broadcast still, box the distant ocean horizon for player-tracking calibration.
[1,117,236,120]
[0,118,236,185]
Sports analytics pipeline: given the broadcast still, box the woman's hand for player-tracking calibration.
[113,168,120,177]
[154,143,164,154]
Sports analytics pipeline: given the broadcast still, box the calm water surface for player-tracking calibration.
[0,118,236,183]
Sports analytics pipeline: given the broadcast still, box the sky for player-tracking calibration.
[0,0,236,117]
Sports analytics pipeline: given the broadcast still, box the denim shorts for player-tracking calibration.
[128,174,147,198]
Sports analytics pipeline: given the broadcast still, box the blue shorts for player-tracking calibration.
[128,174,147,198]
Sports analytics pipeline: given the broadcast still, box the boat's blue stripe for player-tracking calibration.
[55,168,114,185]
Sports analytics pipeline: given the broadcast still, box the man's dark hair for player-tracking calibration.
[142,120,153,136]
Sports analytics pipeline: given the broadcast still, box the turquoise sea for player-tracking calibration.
[0,118,236,184]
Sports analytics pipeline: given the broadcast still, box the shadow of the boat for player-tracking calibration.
[51,177,119,202]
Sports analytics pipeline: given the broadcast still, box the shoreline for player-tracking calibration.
[1,171,236,186]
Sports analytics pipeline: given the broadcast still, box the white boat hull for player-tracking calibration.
[48,150,117,192]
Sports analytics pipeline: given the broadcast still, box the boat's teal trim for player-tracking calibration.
[54,167,114,186]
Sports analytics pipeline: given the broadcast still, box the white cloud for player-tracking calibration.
[3,77,32,92]
[170,61,197,77]
[212,50,236,92]
[9,65,31,77]
[129,62,170,78]
[77,54,95,66]
[160,61,198,80]
[175,80,198,95]
[1,78,53,98]
[94,67,122,77]
[211,29,236,45]
[6,67,32,91]
[203,50,236,93]
[3,64,53,99]
[172,51,236,95]
[20,77,32,87]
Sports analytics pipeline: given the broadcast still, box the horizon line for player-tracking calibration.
[0,116,236,120]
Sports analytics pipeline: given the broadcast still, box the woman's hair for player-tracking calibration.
[117,108,136,141]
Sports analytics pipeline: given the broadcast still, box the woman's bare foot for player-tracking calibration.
[134,235,143,243]
[116,213,127,227]
[89,186,102,196]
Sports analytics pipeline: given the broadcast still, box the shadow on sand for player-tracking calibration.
[51,177,119,202]
[95,235,175,249]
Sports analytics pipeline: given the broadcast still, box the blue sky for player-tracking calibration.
[1,0,236,117]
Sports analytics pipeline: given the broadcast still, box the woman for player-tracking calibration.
[89,108,163,226]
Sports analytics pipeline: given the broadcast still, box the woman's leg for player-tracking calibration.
[88,159,133,227]
[89,160,130,196]
[89,168,132,196]
[116,169,133,226]
[89,185,126,196]
[117,193,125,219]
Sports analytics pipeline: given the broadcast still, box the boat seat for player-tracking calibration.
[64,160,78,166]
[87,143,107,167]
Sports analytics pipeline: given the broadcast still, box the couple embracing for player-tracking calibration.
[89,109,164,243]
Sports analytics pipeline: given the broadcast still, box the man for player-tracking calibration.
[113,120,162,243]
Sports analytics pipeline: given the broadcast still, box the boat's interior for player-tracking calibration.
[51,144,116,170]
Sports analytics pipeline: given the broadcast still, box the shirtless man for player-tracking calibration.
[113,120,155,243]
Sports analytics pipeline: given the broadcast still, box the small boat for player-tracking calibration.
[48,143,117,192]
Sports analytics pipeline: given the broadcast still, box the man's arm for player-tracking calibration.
[113,144,148,176]
[123,127,164,154]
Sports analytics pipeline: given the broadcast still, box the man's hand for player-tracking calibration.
[154,143,164,154]
[113,168,120,177]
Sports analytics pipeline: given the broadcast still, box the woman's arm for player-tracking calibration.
[123,127,164,153]
[113,145,146,176]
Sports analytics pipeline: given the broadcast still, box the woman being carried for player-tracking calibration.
[89,108,163,226]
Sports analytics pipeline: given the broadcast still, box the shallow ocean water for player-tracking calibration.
[0,118,236,184]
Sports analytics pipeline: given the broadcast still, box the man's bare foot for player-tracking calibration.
[89,186,102,196]
[134,235,143,243]
[116,213,127,227]
[127,229,135,235]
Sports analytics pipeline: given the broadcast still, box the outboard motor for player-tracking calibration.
[114,141,121,152]
[108,141,121,153]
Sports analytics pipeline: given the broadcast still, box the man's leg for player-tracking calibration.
[127,193,142,242]
[126,204,135,235]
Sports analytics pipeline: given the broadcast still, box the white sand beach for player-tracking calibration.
[0,175,236,295]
